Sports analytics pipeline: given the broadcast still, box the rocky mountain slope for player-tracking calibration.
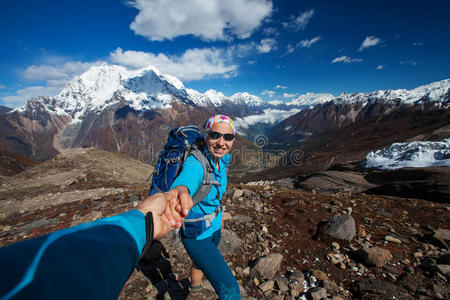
[0,149,448,299]
[0,106,12,115]
[0,62,448,182]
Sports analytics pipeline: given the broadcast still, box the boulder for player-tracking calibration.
[218,229,241,256]
[359,246,392,267]
[317,214,356,241]
[295,170,376,195]
[251,253,283,280]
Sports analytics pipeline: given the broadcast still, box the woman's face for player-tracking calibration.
[205,122,235,159]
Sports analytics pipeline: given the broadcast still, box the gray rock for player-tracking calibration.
[251,253,283,280]
[233,215,253,223]
[310,287,327,300]
[289,282,304,298]
[258,280,274,293]
[218,229,242,256]
[287,269,305,283]
[434,228,450,241]
[359,246,393,267]
[295,170,376,195]
[437,264,450,277]
[274,275,289,292]
[318,214,356,241]
[232,189,244,200]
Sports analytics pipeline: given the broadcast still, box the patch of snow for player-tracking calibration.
[363,139,450,170]
[234,108,300,134]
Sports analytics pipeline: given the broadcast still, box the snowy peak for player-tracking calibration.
[229,92,263,106]
[335,79,450,105]
[17,63,196,122]
[58,64,127,111]
[286,92,335,107]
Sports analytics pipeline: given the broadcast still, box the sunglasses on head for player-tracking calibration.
[207,131,235,141]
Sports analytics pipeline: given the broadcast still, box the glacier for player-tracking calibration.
[363,139,450,170]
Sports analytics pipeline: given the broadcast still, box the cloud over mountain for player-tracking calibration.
[110,47,237,81]
[128,0,273,41]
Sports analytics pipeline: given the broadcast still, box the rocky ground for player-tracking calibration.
[0,148,449,299]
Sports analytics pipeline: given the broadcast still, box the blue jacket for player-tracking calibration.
[0,210,147,300]
[171,150,230,240]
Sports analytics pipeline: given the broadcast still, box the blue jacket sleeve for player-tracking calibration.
[170,155,204,197]
[0,209,147,300]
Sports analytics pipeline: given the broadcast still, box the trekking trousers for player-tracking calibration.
[181,230,240,299]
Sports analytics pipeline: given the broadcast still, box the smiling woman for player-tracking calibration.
[165,114,240,299]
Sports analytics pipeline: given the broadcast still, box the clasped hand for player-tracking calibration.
[136,185,192,240]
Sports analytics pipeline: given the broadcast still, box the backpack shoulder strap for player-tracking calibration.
[190,148,220,206]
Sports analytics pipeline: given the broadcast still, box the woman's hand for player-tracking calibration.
[164,185,192,227]
[136,190,193,240]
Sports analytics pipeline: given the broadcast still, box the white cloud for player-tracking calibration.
[257,38,277,53]
[110,47,237,81]
[234,43,257,58]
[2,86,61,107]
[128,0,273,41]
[400,60,419,66]
[358,36,382,51]
[263,27,279,36]
[24,61,98,82]
[331,56,363,64]
[261,90,276,97]
[2,60,101,107]
[413,42,423,46]
[275,85,287,89]
[376,65,385,70]
[286,44,295,54]
[283,9,315,31]
[248,60,257,65]
[283,93,297,98]
[298,36,322,48]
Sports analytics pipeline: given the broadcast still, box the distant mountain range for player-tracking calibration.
[1,63,449,178]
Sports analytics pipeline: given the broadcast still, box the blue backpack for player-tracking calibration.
[149,125,216,206]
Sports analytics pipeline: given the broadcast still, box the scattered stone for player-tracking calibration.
[331,242,340,251]
[433,228,450,241]
[251,253,283,280]
[289,282,304,298]
[359,246,393,267]
[287,269,305,283]
[274,275,289,292]
[232,189,244,200]
[258,280,274,293]
[311,270,329,281]
[218,229,241,256]
[317,214,356,241]
[310,287,327,300]
[385,235,402,244]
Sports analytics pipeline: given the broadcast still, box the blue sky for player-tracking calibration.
[1,0,450,107]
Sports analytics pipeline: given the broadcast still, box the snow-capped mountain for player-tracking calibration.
[2,61,449,174]
[363,139,450,170]
[335,79,450,105]
[16,64,194,123]
[268,79,450,143]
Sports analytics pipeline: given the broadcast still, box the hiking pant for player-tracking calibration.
[181,230,240,299]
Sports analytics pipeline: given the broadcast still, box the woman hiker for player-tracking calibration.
[166,115,241,299]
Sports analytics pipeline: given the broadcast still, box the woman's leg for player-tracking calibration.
[190,265,204,287]
[182,231,240,299]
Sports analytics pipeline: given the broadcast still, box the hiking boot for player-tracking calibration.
[186,283,216,300]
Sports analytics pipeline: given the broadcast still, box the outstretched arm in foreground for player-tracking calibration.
[0,193,193,300]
